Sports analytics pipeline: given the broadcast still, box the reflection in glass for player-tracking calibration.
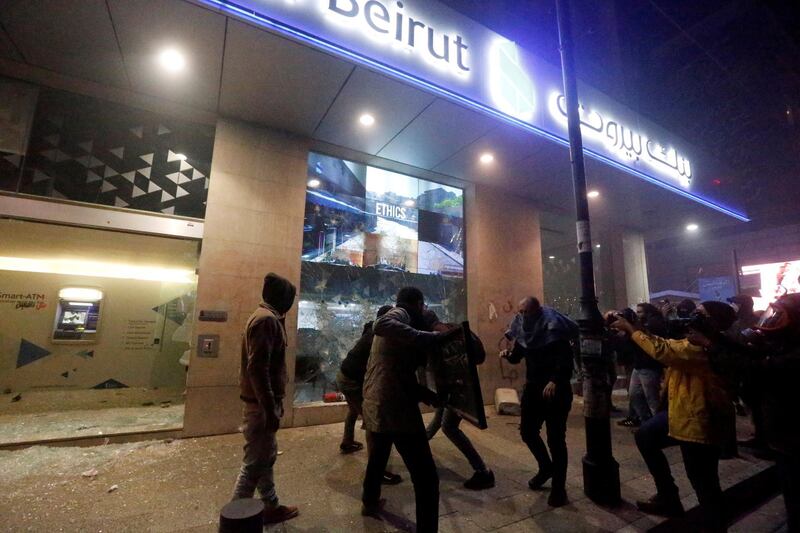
[294,153,467,404]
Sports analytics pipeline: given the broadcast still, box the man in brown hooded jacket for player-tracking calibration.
[232,272,298,524]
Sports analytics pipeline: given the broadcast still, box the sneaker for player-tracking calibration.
[636,493,684,517]
[616,417,640,428]
[547,489,568,507]
[381,472,403,485]
[262,504,299,524]
[464,470,495,490]
[339,441,364,454]
[528,468,553,490]
[361,498,386,517]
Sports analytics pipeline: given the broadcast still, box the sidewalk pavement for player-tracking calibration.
[0,397,783,532]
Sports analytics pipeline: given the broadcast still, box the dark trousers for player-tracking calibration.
[363,430,439,533]
[426,407,487,473]
[635,411,726,531]
[520,382,572,491]
[778,453,799,533]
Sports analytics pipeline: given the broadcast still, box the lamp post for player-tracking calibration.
[554,0,620,506]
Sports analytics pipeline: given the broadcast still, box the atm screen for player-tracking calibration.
[53,300,101,341]
[62,310,88,325]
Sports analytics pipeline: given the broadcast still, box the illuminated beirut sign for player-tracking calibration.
[201,0,747,221]
[326,0,470,77]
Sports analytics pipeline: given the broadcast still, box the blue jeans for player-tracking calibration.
[426,407,487,473]
[628,368,661,421]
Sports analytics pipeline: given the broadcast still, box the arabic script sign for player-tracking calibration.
[548,93,692,187]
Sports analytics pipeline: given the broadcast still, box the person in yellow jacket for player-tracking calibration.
[611,300,737,532]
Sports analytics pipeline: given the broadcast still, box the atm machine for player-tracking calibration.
[52,287,103,343]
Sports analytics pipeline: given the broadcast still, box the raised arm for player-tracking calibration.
[630,330,710,372]
[373,308,440,347]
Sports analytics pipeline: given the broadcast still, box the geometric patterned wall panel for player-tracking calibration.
[11,88,214,219]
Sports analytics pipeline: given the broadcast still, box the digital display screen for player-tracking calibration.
[53,300,101,340]
[741,260,800,311]
[302,152,464,276]
[62,310,88,325]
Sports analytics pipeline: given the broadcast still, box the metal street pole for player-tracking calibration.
[554,0,620,506]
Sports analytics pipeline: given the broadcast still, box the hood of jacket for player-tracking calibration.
[261,272,296,316]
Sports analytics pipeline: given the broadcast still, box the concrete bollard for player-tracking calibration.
[219,498,264,533]
[494,388,521,415]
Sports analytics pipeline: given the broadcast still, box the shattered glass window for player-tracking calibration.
[294,153,467,405]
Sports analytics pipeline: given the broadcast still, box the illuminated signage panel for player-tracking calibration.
[201,0,746,220]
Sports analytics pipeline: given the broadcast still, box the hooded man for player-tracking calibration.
[336,305,403,485]
[501,297,579,507]
[361,286,458,532]
[232,273,298,525]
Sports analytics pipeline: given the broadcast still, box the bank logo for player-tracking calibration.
[489,39,536,121]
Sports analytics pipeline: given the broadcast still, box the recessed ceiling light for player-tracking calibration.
[158,48,186,73]
[595,243,601,249]
[359,113,375,127]
[479,152,494,164]
[587,190,600,198]
[686,223,699,232]
[548,255,556,260]
[403,199,416,207]
[308,179,321,188]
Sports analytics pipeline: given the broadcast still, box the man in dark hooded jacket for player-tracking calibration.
[338,305,394,455]
[232,273,298,525]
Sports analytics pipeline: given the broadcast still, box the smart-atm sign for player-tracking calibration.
[203,0,748,220]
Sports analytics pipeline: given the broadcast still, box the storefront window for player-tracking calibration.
[0,219,199,444]
[294,153,467,405]
[541,210,620,315]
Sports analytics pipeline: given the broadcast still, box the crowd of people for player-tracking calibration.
[606,295,799,532]
[231,272,799,533]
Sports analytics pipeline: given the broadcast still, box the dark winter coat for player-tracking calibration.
[362,307,441,434]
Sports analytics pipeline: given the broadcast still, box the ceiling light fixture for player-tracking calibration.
[158,48,186,73]
[307,179,321,188]
[548,255,556,260]
[359,113,375,127]
[587,190,600,198]
[479,152,494,164]
[403,199,416,207]
[0,256,196,283]
[686,223,699,232]
[595,244,601,249]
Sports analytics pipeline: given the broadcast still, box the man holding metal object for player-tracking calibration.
[423,310,494,491]
[361,287,460,532]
